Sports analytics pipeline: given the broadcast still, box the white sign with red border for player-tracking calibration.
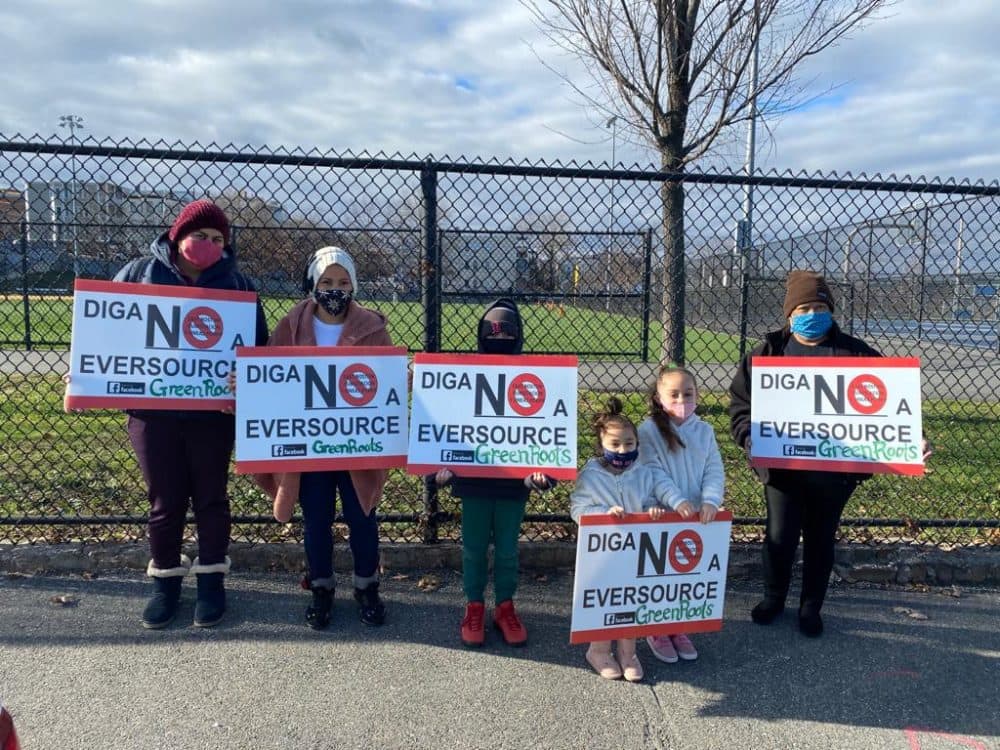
[406,353,578,480]
[65,279,257,410]
[234,346,409,473]
[570,512,732,644]
[750,356,923,476]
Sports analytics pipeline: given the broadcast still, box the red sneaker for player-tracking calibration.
[460,602,486,647]
[493,600,528,646]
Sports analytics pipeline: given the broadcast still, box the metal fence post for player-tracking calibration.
[641,228,653,362]
[916,206,929,341]
[20,220,32,351]
[420,160,440,544]
[737,220,752,359]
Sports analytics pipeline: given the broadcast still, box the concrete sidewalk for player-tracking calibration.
[1,569,997,750]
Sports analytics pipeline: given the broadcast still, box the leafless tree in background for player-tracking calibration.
[524,0,893,363]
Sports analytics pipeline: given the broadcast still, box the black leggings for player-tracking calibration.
[762,476,856,611]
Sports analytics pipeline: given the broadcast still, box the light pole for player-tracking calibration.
[605,115,617,312]
[59,114,84,277]
[735,0,760,357]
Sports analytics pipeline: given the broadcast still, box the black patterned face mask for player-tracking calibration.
[314,288,352,317]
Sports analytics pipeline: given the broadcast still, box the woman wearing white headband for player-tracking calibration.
[255,246,394,630]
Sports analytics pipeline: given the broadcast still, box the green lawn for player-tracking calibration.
[0,295,746,363]
[2,373,997,546]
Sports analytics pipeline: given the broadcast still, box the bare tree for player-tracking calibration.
[525,0,892,362]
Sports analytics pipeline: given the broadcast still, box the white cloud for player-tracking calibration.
[0,0,997,182]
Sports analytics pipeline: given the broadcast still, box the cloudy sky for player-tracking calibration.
[1,0,998,183]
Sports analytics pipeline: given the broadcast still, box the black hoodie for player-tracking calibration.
[448,298,533,501]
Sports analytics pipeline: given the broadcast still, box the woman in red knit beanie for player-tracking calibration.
[110,199,269,630]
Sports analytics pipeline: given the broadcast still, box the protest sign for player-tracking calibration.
[234,346,409,473]
[65,280,257,410]
[569,512,732,644]
[750,356,923,475]
[406,353,578,479]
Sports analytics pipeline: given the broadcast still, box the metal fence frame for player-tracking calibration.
[2,136,999,545]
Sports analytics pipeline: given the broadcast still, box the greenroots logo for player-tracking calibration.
[635,599,715,624]
[312,438,384,455]
[150,378,229,398]
[474,443,572,466]
[818,440,918,461]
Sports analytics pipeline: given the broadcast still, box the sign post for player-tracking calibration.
[570,512,732,644]
[65,280,257,410]
[750,356,924,475]
[234,346,409,473]
[406,353,578,480]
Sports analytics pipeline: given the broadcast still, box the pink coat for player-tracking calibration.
[254,298,394,522]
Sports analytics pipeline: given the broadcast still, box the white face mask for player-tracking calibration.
[662,401,696,422]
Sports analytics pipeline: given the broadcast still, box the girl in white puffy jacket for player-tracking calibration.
[570,397,678,683]
[637,365,726,664]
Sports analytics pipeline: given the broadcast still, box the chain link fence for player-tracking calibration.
[1,136,998,547]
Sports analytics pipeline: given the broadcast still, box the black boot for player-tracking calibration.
[306,585,334,630]
[798,604,824,637]
[191,557,230,628]
[142,557,189,629]
[354,581,386,626]
[751,598,786,625]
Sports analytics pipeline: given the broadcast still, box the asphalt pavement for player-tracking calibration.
[1,568,997,749]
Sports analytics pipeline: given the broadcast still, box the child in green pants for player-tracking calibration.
[434,298,556,647]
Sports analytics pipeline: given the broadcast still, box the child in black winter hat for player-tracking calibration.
[434,298,556,647]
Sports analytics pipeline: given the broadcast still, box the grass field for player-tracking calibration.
[2,372,997,546]
[0,295,747,362]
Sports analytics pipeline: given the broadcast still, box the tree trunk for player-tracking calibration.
[659,153,686,365]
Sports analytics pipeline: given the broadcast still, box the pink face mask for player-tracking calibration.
[662,401,697,422]
[179,239,223,270]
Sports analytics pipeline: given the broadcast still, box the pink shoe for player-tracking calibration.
[671,634,698,660]
[619,652,644,683]
[586,646,623,680]
[646,635,679,663]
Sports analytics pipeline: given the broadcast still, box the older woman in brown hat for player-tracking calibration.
[729,270,883,637]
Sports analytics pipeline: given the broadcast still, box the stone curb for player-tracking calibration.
[2,542,999,586]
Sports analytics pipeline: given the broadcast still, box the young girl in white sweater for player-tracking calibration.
[638,366,725,663]
[570,397,678,682]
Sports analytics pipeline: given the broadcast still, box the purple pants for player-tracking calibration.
[127,414,235,568]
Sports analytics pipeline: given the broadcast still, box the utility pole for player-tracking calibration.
[59,114,84,277]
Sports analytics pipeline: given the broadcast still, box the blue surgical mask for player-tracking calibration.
[790,311,833,340]
[603,448,639,470]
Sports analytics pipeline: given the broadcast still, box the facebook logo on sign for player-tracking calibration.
[107,381,145,395]
[441,449,475,463]
[783,444,816,457]
[272,444,308,458]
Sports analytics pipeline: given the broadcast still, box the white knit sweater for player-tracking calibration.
[569,457,677,522]
[637,414,725,509]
